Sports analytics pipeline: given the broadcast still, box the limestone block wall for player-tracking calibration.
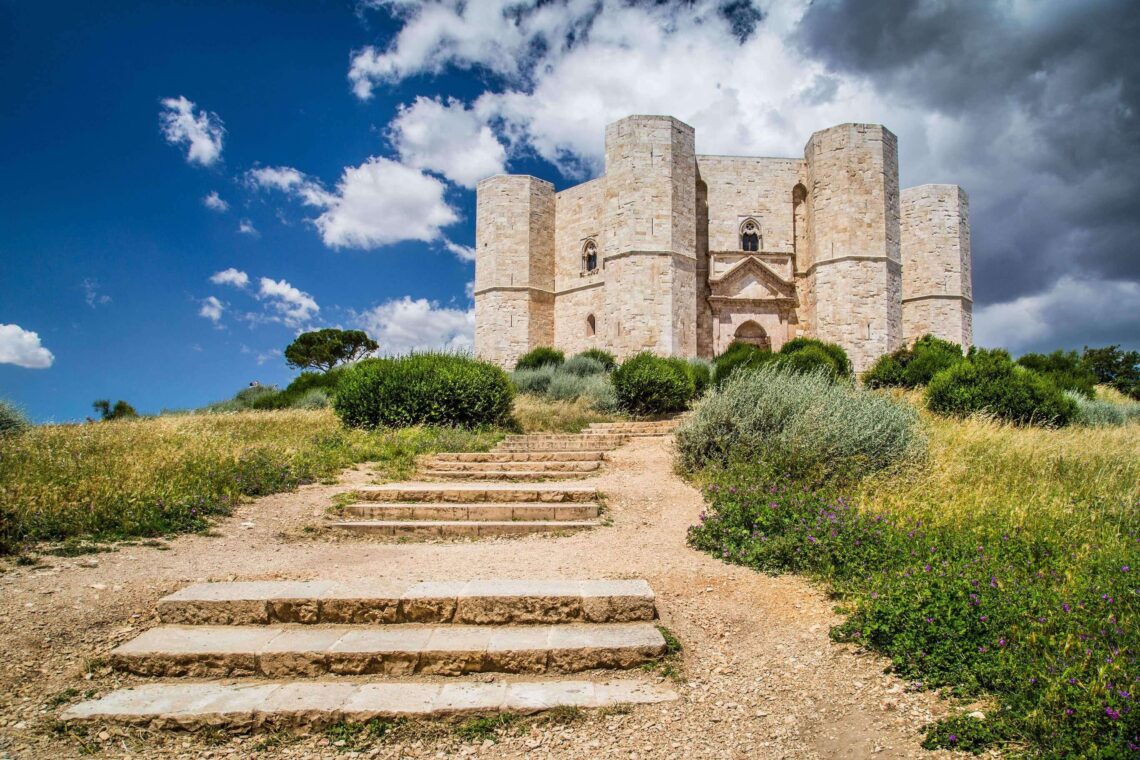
[805,123,903,372]
[901,184,973,348]
[695,175,713,358]
[712,307,794,355]
[473,175,556,368]
[553,283,606,356]
[602,115,697,357]
[554,178,605,290]
[696,156,806,254]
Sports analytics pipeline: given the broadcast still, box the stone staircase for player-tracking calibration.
[61,580,677,729]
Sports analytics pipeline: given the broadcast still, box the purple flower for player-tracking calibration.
[1123,566,1131,572]
[998,638,1007,647]
[948,734,957,744]
[1106,706,1121,720]
[1063,603,1071,613]
[980,615,988,622]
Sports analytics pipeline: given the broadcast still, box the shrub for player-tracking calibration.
[687,358,712,397]
[511,365,557,395]
[0,399,29,437]
[1016,349,1097,398]
[515,346,564,371]
[93,399,138,420]
[334,353,513,429]
[712,341,772,387]
[775,344,842,378]
[1082,344,1140,399]
[779,337,852,378]
[561,355,606,377]
[575,348,617,371]
[294,388,331,409]
[676,363,924,481]
[865,335,964,389]
[612,352,692,416]
[1066,391,1140,426]
[547,372,617,410]
[926,349,1077,426]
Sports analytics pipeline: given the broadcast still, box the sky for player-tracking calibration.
[2,0,1138,422]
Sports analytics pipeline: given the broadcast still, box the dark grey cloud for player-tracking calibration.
[797,0,1140,350]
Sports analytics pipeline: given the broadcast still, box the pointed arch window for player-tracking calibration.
[740,219,760,252]
[582,239,599,274]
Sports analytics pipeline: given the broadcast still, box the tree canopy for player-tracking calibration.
[284,329,378,372]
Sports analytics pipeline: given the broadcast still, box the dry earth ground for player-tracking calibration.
[0,437,955,759]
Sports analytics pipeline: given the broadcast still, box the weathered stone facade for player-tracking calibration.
[475,115,972,373]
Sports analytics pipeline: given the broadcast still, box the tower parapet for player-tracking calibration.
[473,175,555,368]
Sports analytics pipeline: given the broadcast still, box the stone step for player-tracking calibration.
[494,441,623,452]
[419,470,592,482]
[346,484,598,503]
[502,434,626,443]
[328,520,599,538]
[431,451,607,463]
[61,679,679,729]
[340,502,599,522]
[159,579,655,626]
[587,421,678,430]
[419,460,602,472]
[109,623,666,677]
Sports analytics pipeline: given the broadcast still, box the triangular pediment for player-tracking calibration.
[710,256,796,300]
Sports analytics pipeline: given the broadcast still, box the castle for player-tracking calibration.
[474,115,972,373]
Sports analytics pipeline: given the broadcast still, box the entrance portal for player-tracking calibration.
[734,320,771,350]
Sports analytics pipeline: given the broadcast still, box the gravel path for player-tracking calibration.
[0,437,952,759]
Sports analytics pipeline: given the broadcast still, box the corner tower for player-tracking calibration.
[602,115,697,358]
[473,175,555,367]
[804,123,903,372]
[900,185,972,348]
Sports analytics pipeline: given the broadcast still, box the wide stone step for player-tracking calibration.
[419,470,592,482]
[159,580,656,626]
[346,484,597,503]
[341,503,599,522]
[502,434,626,444]
[109,623,666,677]
[432,451,607,463]
[494,441,623,452]
[587,422,678,430]
[61,678,679,729]
[420,460,602,472]
[328,520,599,538]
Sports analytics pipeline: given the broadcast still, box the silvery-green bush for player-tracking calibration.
[676,364,925,480]
[1065,391,1140,426]
[561,355,606,377]
[0,399,29,436]
[511,365,558,395]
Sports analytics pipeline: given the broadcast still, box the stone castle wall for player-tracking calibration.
[804,124,903,372]
[900,185,973,348]
[473,115,972,373]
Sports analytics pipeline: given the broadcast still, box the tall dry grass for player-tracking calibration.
[0,410,499,552]
[510,395,621,433]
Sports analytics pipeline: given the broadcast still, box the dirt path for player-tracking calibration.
[0,437,950,759]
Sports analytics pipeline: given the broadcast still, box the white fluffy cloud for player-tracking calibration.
[974,276,1140,355]
[355,296,474,354]
[199,296,224,324]
[257,277,320,327]
[159,96,225,167]
[209,268,249,288]
[238,219,258,236]
[0,324,55,369]
[390,96,506,187]
[248,158,458,249]
[443,238,476,262]
[203,191,229,212]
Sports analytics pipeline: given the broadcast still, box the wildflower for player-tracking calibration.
[998,638,1007,647]
[1063,603,1071,613]
[1106,706,1121,720]
[948,734,957,744]
[1123,565,1131,572]
[980,615,988,622]
[923,565,931,572]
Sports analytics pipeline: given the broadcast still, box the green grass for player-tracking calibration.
[687,405,1140,757]
[0,409,500,554]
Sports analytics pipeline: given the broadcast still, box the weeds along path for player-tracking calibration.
[0,436,951,759]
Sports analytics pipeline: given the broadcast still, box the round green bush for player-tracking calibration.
[863,350,909,389]
[574,349,617,371]
[780,337,852,377]
[774,345,841,378]
[612,352,692,416]
[864,335,964,389]
[334,353,514,429]
[515,347,564,371]
[687,359,712,397]
[0,399,29,437]
[713,341,772,387]
[925,349,1076,426]
[561,355,606,377]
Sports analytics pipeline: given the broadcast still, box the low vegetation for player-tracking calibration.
[511,353,617,411]
[711,337,852,388]
[511,394,620,433]
[0,399,29,437]
[335,353,513,429]
[925,348,1077,426]
[514,346,565,370]
[612,352,694,416]
[863,334,964,390]
[684,362,1140,757]
[0,410,499,554]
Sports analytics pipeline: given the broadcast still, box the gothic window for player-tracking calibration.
[586,314,596,337]
[740,219,760,252]
[582,240,599,274]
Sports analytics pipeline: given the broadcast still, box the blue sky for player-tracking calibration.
[3,0,1138,422]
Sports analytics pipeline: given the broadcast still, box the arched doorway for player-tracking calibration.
[734,320,770,350]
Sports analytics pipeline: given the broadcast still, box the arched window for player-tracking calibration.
[582,240,599,273]
[734,320,770,350]
[740,219,760,252]
[586,314,596,337]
